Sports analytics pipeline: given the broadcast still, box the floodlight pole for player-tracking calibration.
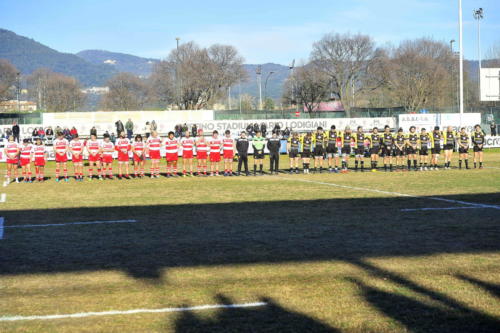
[473,8,484,98]
[459,0,464,116]
[256,65,262,110]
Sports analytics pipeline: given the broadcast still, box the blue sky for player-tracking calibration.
[1,0,498,64]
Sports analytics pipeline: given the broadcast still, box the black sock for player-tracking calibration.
[413,160,417,168]
[355,160,359,169]
[480,162,483,167]
[407,160,411,169]
[384,164,387,171]
[465,160,469,168]
[474,162,477,168]
[459,160,462,168]
[360,161,364,169]
[254,165,256,174]
[260,165,263,173]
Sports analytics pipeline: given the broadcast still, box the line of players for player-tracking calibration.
[2,124,487,182]
[290,124,486,174]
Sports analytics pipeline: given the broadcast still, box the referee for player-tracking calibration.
[267,132,281,175]
[236,131,250,176]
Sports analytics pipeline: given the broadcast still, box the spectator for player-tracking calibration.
[253,123,260,135]
[110,132,116,144]
[12,122,20,142]
[490,121,497,136]
[283,127,291,139]
[63,127,71,140]
[182,123,188,136]
[70,127,78,139]
[246,124,254,137]
[125,118,134,139]
[115,120,124,137]
[191,124,198,137]
[45,126,54,138]
[90,126,97,137]
[37,127,45,139]
[32,127,39,139]
[272,123,281,135]
[55,125,62,133]
[145,122,151,138]
[261,122,267,136]
[175,124,182,138]
[151,120,157,131]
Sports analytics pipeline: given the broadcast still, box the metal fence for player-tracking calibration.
[0,112,42,125]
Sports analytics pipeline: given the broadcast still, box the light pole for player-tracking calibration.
[450,40,455,112]
[256,65,262,110]
[459,0,464,116]
[473,8,484,98]
[264,71,275,118]
[175,37,180,109]
[16,72,20,112]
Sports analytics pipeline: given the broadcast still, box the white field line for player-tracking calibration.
[0,302,267,322]
[4,219,138,229]
[0,193,5,203]
[3,180,7,187]
[280,177,500,210]
[485,166,500,170]
[0,217,3,239]
[401,206,485,212]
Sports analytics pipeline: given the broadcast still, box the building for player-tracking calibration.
[0,100,37,112]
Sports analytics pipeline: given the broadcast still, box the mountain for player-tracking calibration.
[77,50,160,77]
[238,63,290,102]
[0,28,116,87]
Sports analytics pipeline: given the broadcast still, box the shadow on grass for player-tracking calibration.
[455,274,500,299]
[173,294,338,333]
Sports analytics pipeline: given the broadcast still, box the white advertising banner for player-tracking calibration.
[399,113,481,132]
[398,114,438,132]
[484,136,500,148]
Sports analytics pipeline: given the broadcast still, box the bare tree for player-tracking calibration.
[240,94,256,111]
[310,32,386,115]
[283,64,330,113]
[485,41,500,67]
[27,69,84,112]
[102,73,149,110]
[0,59,18,101]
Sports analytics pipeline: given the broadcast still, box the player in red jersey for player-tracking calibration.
[195,129,208,176]
[180,130,195,176]
[53,132,70,182]
[208,130,222,176]
[131,134,145,177]
[86,134,102,180]
[69,134,85,181]
[33,138,47,182]
[222,130,235,176]
[19,139,33,182]
[146,130,162,178]
[4,136,19,183]
[100,134,115,179]
[116,131,131,179]
[165,131,179,177]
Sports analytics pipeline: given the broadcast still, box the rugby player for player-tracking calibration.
[222,130,235,176]
[146,130,162,178]
[195,130,209,175]
[381,125,394,172]
[132,134,145,177]
[394,128,406,171]
[419,128,431,170]
[53,132,69,182]
[19,139,33,182]
[236,131,250,176]
[165,131,179,177]
[100,134,115,179]
[326,125,340,173]
[312,127,326,173]
[472,124,485,169]
[33,137,47,182]
[209,130,222,176]
[4,135,19,183]
[69,134,85,181]
[443,126,456,169]
[430,126,442,170]
[116,131,131,179]
[267,132,281,175]
[287,132,301,174]
[301,132,313,174]
[369,127,382,172]
[340,126,353,173]
[252,131,266,175]
[181,130,195,176]
[406,126,419,171]
[457,127,470,169]
[354,126,367,172]
[86,134,102,180]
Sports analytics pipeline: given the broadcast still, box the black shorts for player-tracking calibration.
[406,147,417,155]
[289,150,299,158]
[254,149,264,159]
[341,147,351,155]
[381,147,392,157]
[444,144,454,150]
[314,146,325,157]
[473,146,483,152]
[326,145,338,154]
[370,147,380,155]
[301,150,311,158]
[431,147,441,155]
[355,147,365,156]
[395,149,405,157]
[458,147,469,154]
[419,147,429,156]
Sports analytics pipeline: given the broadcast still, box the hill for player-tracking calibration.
[77,50,160,77]
[0,29,116,86]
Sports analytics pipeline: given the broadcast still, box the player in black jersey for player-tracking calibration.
[301,132,313,174]
[312,127,326,173]
[457,127,470,169]
[406,126,419,171]
[443,126,456,169]
[287,132,301,173]
[472,124,485,168]
[419,128,431,170]
[354,126,367,171]
[430,126,442,170]
[340,127,353,173]
[369,127,382,171]
[381,125,394,171]
[326,125,340,173]
[394,128,406,171]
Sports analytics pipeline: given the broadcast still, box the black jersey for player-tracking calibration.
[370,133,382,148]
[288,137,300,151]
[458,133,469,146]
[382,133,394,146]
[431,131,442,147]
[420,133,430,147]
[301,136,313,151]
[326,130,339,147]
[341,132,352,148]
[472,131,485,145]
[407,133,418,147]
[313,132,325,147]
[355,133,366,147]
[395,134,405,148]
[444,131,455,145]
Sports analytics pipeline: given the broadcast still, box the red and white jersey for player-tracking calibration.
[4,142,19,155]
[20,144,33,159]
[86,139,101,154]
[69,140,84,153]
[132,141,145,153]
[165,138,179,154]
[196,139,208,152]
[181,137,195,151]
[222,137,234,151]
[116,138,130,152]
[147,136,162,151]
[53,138,69,153]
[209,138,222,153]
[101,141,115,156]
[33,145,46,158]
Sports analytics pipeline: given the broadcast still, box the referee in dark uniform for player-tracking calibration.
[236,131,250,176]
[267,132,281,175]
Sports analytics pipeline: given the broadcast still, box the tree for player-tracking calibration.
[263,97,275,110]
[283,65,330,113]
[150,42,247,110]
[310,32,386,115]
[27,69,85,112]
[0,59,18,101]
[102,73,149,110]
[240,94,255,111]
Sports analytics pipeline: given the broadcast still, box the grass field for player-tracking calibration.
[1,152,499,332]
